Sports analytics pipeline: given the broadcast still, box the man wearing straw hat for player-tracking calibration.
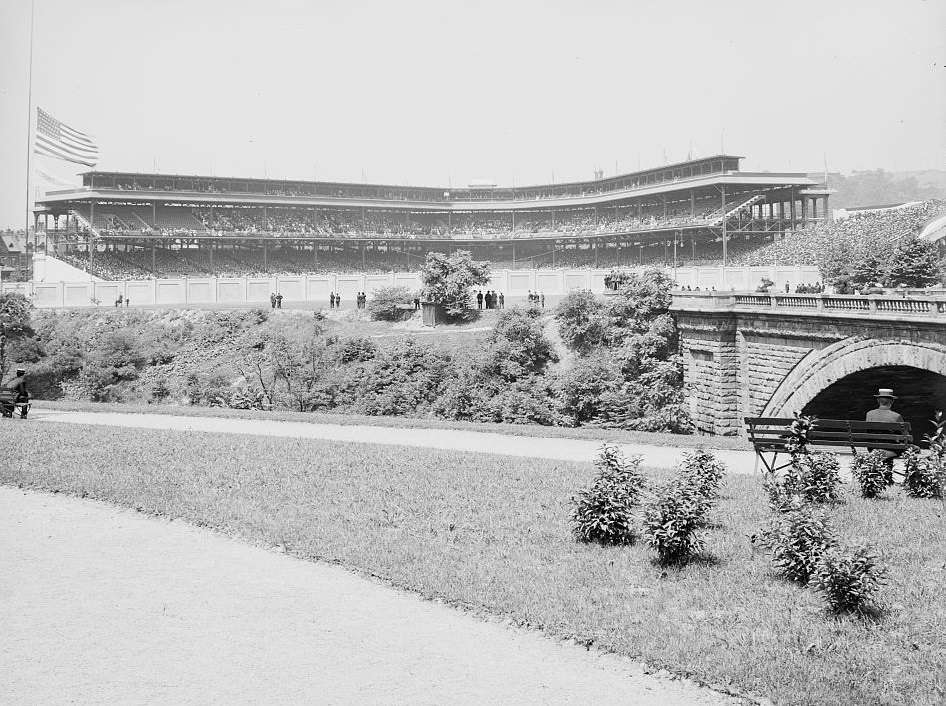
[866,388,903,424]
[866,388,904,482]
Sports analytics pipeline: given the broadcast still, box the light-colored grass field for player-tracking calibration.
[35,399,752,451]
[3,421,942,706]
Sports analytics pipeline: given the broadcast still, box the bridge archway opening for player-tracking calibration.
[802,365,946,444]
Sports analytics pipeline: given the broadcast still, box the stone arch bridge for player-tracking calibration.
[671,292,946,436]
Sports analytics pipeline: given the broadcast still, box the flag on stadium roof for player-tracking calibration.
[34,107,98,167]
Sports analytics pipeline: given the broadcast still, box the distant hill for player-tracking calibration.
[806,168,946,210]
[892,170,946,191]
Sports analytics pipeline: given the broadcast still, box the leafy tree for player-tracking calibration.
[367,286,415,321]
[0,293,35,379]
[483,307,556,381]
[606,268,674,336]
[419,250,490,321]
[557,354,622,425]
[888,238,942,288]
[847,253,888,292]
[554,290,609,354]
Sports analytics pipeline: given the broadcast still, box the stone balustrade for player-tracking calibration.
[673,291,946,319]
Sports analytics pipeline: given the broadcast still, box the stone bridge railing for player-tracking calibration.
[672,291,946,318]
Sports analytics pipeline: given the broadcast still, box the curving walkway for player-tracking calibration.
[32,408,761,474]
[1,486,747,705]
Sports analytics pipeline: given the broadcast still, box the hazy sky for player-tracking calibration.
[1,0,944,229]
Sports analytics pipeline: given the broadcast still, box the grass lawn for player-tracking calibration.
[3,421,943,706]
[34,399,752,451]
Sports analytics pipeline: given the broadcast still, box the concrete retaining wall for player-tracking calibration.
[9,265,820,309]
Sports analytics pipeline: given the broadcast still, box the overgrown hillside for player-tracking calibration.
[6,270,689,433]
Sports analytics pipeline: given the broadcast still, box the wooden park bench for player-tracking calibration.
[0,389,30,419]
[744,417,913,474]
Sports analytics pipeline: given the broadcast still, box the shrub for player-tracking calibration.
[758,501,837,584]
[851,450,891,499]
[342,338,452,416]
[570,444,646,545]
[338,336,377,363]
[811,544,886,614]
[367,286,414,322]
[485,307,557,381]
[766,451,842,511]
[554,290,609,353]
[556,354,622,425]
[678,448,727,507]
[641,479,705,564]
[901,445,945,499]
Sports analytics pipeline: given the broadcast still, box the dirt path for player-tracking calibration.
[1,486,747,705]
[32,408,761,474]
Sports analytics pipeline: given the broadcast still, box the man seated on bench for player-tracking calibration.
[866,387,903,481]
[1,367,29,419]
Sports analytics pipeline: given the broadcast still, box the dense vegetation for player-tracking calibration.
[2,268,690,432]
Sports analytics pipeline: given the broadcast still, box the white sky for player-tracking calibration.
[1,0,944,229]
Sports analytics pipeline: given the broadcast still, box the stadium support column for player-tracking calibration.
[151,241,155,271]
[788,188,798,233]
[801,196,808,223]
[209,240,214,273]
[720,184,728,266]
[361,242,366,268]
[512,244,516,268]
[690,190,696,217]
[89,200,95,267]
[263,240,267,270]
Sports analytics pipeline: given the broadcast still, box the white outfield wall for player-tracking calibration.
[7,265,821,309]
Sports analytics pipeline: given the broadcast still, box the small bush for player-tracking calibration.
[766,451,842,511]
[678,448,727,506]
[851,450,891,499]
[641,480,705,564]
[367,286,414,322]
[570,444,646,545]
[758,501,837,584]
[338,336,378,363]
[811,544,886,614]
[902,446,945,499]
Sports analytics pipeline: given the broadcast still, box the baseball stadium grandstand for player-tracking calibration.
[32,155,829,279]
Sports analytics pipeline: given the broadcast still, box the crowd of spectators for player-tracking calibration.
[68,195,760,242]
[734,200,946,268]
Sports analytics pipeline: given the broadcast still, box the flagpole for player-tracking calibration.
[24,0,35,283]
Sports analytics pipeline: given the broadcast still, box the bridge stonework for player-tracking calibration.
[671,293,946,435]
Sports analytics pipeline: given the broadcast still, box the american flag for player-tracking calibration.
[34,108,99,167]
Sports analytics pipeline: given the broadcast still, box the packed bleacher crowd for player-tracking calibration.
[68,195,758,241]
[733,200,946,268]
[52,231,772,280]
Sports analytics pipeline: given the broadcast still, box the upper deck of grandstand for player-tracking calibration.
[36,155,818,214]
